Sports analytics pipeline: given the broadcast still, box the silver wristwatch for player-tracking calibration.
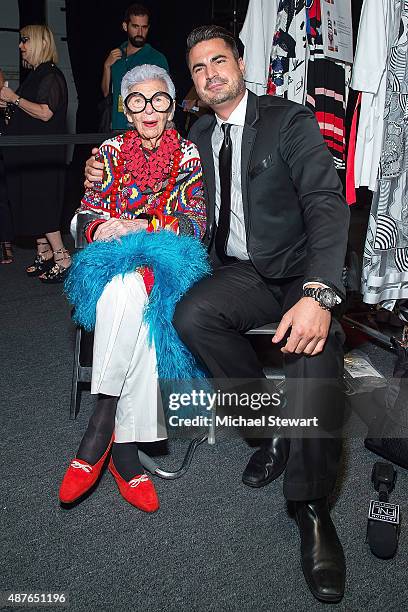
[303,287,338,311]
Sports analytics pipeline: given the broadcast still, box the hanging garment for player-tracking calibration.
[346,91,362,204]
[361,2,408,310]
[305,0,347,171]
[239,0,279,95]
[351,0,400,192]
[267,0,308,104]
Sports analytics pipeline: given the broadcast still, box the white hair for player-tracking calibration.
[121,64,176,101]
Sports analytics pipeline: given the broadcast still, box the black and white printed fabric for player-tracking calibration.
[362,1,408,308]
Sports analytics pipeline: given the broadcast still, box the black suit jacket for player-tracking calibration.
[188,90,350,299]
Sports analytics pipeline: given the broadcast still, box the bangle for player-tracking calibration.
[84,218,105,243]
[14,97,21,107]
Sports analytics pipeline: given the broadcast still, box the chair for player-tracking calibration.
[70,322,284,478]
[70,326,94,420]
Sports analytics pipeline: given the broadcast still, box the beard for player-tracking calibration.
[200,75,245,106]
[129,35,145,48]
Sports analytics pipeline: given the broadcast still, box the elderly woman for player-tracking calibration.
[59,64,207,511]
[0,25,69,282]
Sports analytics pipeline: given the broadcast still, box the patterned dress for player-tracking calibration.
[267,0,308,103]
[266,0,347,170]
[361,2,408,309]
[80,132,206,239]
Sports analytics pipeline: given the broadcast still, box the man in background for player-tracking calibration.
[101,3,169,131]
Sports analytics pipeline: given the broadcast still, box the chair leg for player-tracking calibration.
[70,327,82,420]
[208,404,216,445]
[138,435,209,479]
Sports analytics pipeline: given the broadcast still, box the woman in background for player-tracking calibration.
[0,68,14,264]
[0,25,69,282]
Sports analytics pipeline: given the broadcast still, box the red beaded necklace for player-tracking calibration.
[109,129,182,219]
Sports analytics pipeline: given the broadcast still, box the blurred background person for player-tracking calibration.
[101,3,169,131]
[0,68,14,264]
[180,84,212,134]
[0,25,70,283]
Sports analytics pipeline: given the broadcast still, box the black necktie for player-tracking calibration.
[215,123,234,263]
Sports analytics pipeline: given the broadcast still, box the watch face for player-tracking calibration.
[320,288,337,308]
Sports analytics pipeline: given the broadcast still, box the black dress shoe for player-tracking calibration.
[294,498,345,603]
[242,436,289,487]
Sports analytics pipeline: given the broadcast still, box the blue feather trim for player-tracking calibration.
[64,231,211,380]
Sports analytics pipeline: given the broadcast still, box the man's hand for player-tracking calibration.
[84,147,103,188]
[272,297,331,356]
[93,218,148,241]
[104,48,122,69]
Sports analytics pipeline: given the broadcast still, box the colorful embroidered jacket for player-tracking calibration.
[80,132,206,239]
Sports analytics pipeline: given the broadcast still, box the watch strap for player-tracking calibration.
[303,287,333,311]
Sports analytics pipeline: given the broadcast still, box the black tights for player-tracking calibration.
[112,442,143,480]
[77,394,143,478]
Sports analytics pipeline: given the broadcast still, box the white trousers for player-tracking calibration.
[91,272,167,443]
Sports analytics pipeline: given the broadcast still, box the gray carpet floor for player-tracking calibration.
[1,241,408,612]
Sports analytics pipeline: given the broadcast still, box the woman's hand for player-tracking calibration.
[93,218,148,241]
[84,148,103,189]
[0,85,18,104]
[0,85,52,121]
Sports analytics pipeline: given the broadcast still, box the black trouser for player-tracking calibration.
[173,259,345,501]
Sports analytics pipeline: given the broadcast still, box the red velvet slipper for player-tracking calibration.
[59,436,113,504]
[108,458,159,512]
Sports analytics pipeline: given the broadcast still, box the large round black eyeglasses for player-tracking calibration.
[124,91,173,114]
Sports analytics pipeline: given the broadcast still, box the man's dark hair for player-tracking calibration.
[124,3,150,24]
[186,25,240,62]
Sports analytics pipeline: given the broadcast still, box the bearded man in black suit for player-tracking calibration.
[173,26,350,604]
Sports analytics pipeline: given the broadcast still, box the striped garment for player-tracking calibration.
[265,0,347,170]
[305,0,347,171]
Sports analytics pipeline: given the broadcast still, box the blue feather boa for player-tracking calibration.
[64,231,211,380]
